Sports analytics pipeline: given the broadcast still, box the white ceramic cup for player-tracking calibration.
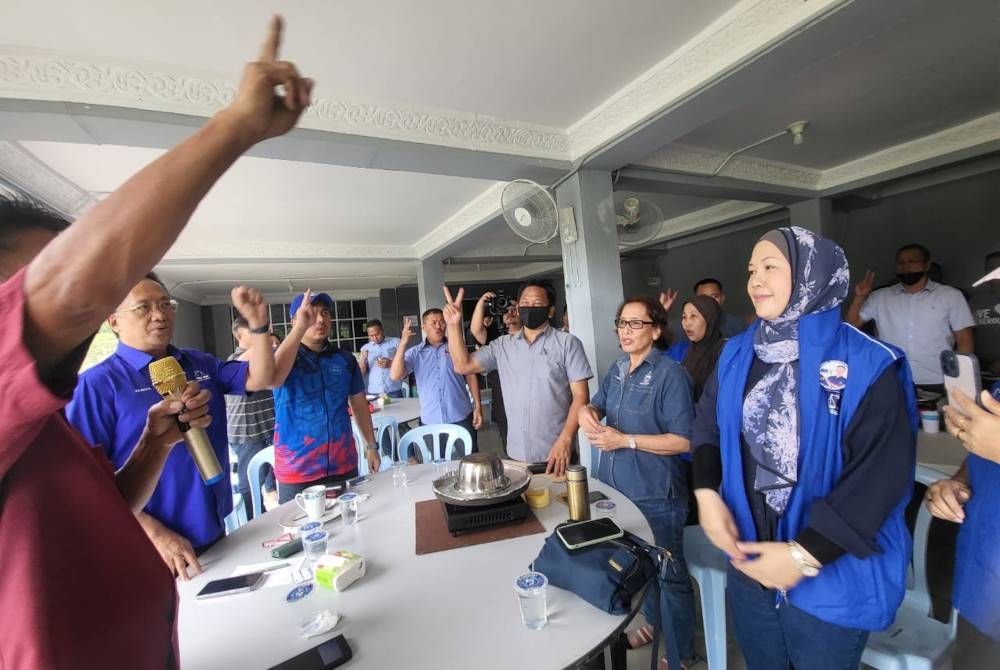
[920,409,940,434]
[295,484,328,521]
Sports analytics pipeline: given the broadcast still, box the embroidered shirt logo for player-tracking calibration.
[639,371,654,386]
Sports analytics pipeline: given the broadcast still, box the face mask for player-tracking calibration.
[518,306,550,330]
[896,271,925,286]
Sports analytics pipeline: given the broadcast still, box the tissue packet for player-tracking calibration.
[314,551,366,591]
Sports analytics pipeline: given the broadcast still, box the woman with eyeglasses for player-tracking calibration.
[692,227,916,670]
[579,296,696,669]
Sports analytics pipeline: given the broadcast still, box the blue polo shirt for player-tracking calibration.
[590,350,694,501]
[362,337,403,395]
[272,344,365,484]
[67,342,247,547]
[403,338,472,424]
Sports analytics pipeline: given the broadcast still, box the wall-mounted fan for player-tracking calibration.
[615,196,663,247]
[500,179,577,245]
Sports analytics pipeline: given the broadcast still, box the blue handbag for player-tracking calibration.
[532,529,680,670]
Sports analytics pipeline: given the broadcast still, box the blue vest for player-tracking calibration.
[954,450,1000,639]
[715,308,917,630]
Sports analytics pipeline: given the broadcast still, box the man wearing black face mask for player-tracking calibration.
[442,281,593,476]
[847,243,975,390]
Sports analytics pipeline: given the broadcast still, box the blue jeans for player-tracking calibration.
[634,497,696,660]
[231,441,275,521]
[726,567,869,670]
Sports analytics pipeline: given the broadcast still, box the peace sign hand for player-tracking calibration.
[401,317,416,342]
[441,286,465,327]
[222,15,314,146]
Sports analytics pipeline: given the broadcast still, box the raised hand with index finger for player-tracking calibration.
[221,15,314,146]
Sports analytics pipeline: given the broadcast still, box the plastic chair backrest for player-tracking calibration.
[398,424,473,463]
[372,415,400,464]
[911,464,957,629]
[246,446,275,520]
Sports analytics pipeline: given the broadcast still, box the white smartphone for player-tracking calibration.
[941,350,982,412]
[556,518,624,551]
[194,571,265,600]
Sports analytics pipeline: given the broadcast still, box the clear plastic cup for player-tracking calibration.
[392,461,408,487]
[339,492,360,525]
[514,572,548,630]
[302,530,329,563]
[432,458,449,477]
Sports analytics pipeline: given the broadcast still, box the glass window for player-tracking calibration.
[335,301,351,319]
[352,300,367,319]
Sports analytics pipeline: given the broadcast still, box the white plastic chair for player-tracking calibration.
[683,524,729,670]
[861,464,958,670]
[354,423,394,475]
[372,415,400,464]
[398,424,473,463]
[223,493,247,534]
[246,446,275,519]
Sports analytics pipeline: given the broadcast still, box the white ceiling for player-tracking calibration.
[0,0,738,129]
[2,0,999,304]
[661,1,1000,170]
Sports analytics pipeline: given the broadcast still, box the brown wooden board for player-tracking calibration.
[414,499,546,555]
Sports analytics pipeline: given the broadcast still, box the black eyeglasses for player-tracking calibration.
[614,318,654,330]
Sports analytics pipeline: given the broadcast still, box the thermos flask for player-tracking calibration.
[565,465,591,521]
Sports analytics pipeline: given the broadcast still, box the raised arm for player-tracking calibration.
[389,318,415,382]
[470,292,494,346]
[442,286,484,375]
[845,270,875,328]
[23,16,312,380]
[231,285,275,391]
[272,290,317,387]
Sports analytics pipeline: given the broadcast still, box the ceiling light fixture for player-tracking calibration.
[711,119,810,175]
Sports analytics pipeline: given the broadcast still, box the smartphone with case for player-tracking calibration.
[195,572,265,599]
[941,350,982,413]
[556,518,624,551]
[268,634,353,669]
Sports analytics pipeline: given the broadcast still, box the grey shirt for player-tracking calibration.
[474,324,593,462]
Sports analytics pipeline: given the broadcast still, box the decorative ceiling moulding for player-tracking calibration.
[565,0,851,159]
[635,143,822,190]
[654,201,776,243]
[164,240,415,261]
[817,111,1000,192]
[0,51,568,160]
[413,182,507,259]
[0,140,96,216]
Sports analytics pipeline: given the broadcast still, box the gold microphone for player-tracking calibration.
[148,357,224,485]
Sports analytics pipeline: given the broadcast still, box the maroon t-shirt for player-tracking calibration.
[0,268,177,668]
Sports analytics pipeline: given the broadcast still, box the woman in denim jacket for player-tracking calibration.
[579,295,696,669]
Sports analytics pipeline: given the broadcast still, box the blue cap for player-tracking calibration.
[289,292,333,319]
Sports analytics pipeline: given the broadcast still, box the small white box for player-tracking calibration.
[314,551,366,591]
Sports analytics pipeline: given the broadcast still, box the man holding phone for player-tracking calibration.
[359,319,403,398]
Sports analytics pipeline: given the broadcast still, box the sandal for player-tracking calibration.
[622,624,655,649]
[656,659,688,670]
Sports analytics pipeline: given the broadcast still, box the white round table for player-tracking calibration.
[370,397,421,424]
[177,464,653,669]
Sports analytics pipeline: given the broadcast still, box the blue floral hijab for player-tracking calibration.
[742,226,850,513]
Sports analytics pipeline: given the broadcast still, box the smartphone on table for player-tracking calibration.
[941,350,982,413]
[268,634,353,669]
[194,571,266,600]
[556,518,624,550]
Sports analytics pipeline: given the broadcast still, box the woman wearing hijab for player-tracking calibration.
[679,295,725,403]
[692,226,917,669]
[579,296,696,669]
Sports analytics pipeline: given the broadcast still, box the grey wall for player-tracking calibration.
[834,171,1000,290]
[171,298,205,350]
[208,304,235,360]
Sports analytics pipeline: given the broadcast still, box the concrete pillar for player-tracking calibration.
[416,255,446,318]
[555,169,624,470]
[789,198,841,240]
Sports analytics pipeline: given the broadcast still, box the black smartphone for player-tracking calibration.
[556,518,624,550]
[195,572,265,600]
[268,634,353,670]
[588,491,609,503]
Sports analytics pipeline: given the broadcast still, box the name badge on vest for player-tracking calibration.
[819,360,848,416]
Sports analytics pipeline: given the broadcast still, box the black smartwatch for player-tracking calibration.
[248,322,271,335]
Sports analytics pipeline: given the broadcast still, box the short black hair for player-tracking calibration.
[421,308,443,321]
[365,319,384,330]
[143,271,169,293]
[0,196,70,251]
[615,296,671,350]
[896,243,931,263]
[516,280,556,307]
[232,315,249,337]
[693,277,723,293]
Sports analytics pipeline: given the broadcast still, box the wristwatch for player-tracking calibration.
[365,443,378,452]
[787,541,821,577]
[248,322,271,335]
[627,435,637,450]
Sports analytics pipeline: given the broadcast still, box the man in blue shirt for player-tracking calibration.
[67,275,276,579]
[272,290,379,503]
[359,319,403,397]
[389,309,482,456]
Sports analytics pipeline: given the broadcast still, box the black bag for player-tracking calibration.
[532,529,680,670]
